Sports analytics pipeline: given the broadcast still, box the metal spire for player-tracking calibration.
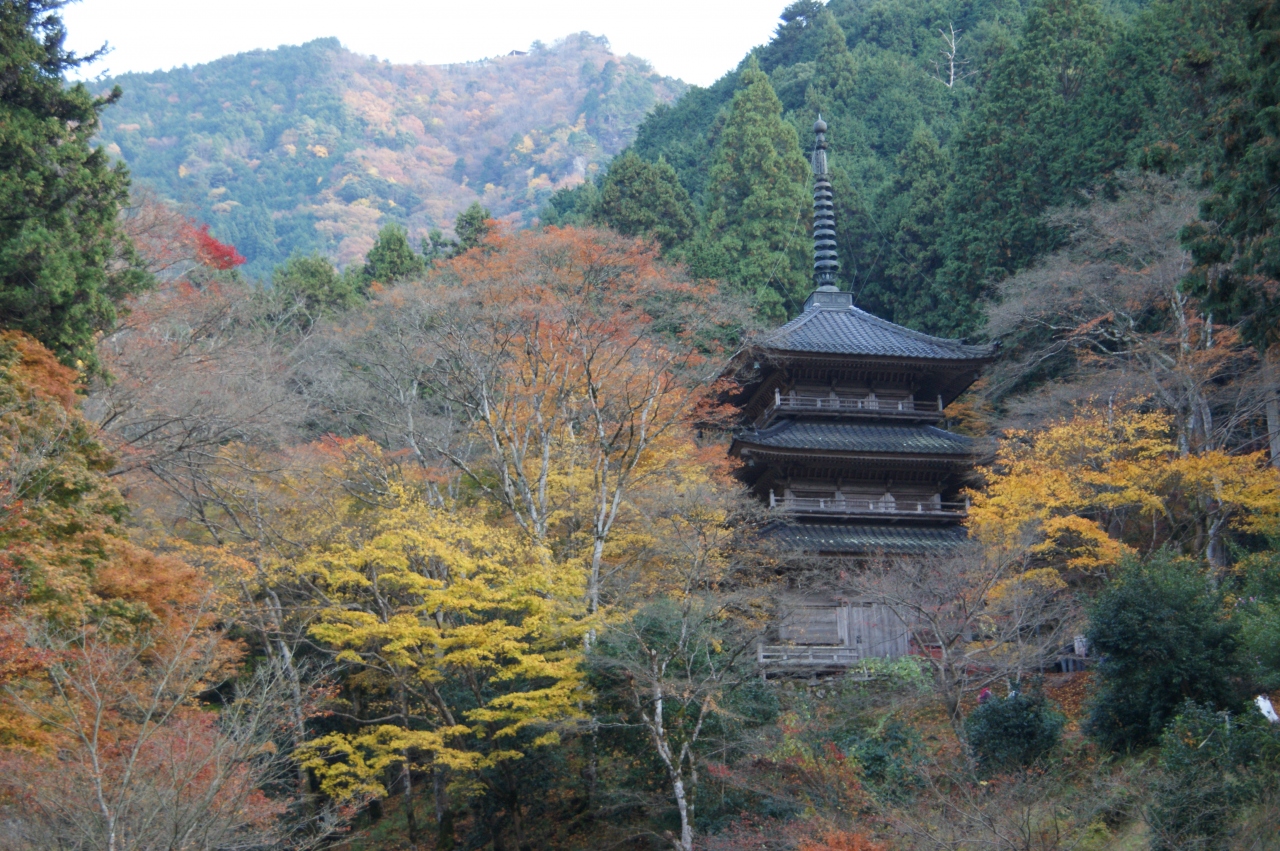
[811,115,839,290]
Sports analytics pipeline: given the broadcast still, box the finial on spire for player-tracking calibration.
[811,115,839,289]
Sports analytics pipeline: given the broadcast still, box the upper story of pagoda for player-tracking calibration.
[724,116,997,424]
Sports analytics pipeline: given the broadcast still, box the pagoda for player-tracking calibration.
[724,118,997,670]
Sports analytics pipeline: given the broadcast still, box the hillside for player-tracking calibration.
[568,0,1244,336]
[93,34,685,276]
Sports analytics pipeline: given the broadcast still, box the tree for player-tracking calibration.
[1085,553,1243,751]
[850,544,1079,741]
[271,253,362,328]
[295,480,585,848]
[876,125,951,328]
[982,174,1268,459]
[589,478,767,851]
[597,151,696,250]
[968,405,1280,575]
[413,226,743,624]
[1182,0,1280,467]
[451,201,493,256]
[699,58,812,322]
[0,613,339,851]
[939,0,1114,321]
[0,0,150,369]
[363,223,425,285]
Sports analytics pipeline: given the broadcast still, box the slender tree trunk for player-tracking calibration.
[399,688,418,848]
[1266,348,1280,469]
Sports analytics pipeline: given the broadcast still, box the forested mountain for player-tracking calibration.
[5,1,1280,850]
[92,34,684,276]
[552,0,1246,335]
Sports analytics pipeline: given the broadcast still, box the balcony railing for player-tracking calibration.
[758,390,944,426]
[758,643,863,668]
[770,492,968,518]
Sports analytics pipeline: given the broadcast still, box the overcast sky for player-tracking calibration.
[62,0,789,87]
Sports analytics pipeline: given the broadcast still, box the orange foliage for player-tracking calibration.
[797,831,887,851]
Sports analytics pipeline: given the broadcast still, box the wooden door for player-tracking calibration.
[847,603,909,659]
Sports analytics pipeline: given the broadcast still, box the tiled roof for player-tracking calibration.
[765,521,967,554]
[763,302,997,360]
[736,421,975,455]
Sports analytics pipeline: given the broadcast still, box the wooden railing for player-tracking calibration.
[770,492,968,518]
[758,390,944,425]
[758,643,862,668]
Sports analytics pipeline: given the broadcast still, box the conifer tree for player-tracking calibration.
[881,125,952,329]
[938,0,1114,328]
[597,151,695,249]
[0,0,150,370]
[271,254,361,327]
[362,223,425,285]
[699,58,812,321]
[451,201,493,255]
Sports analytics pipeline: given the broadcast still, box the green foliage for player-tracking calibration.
[270,253,362,327]
[91,35,685,278]
[624,0,1249,335]
[597,152,696,249]
[1086,553,1242,752]
[965,689,1065,776]
[450,202,492,256]
[1182,0,1280,353]
[1232,550,1280,691]
[0,0,149,369]
[538,180,600,228]
[1147,700,1280,851]
[698,59,812,321]
[939,0,1115,321]
[362,223,425,285]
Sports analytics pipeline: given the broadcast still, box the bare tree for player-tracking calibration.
[0,613,346,851]
[984,174,1268,457]
[931,23,975,88]
[850,542,1081,742]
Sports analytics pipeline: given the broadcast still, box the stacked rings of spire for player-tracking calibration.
[811,117,839,287]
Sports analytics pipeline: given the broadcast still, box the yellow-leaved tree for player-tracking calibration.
[969,404,1280,577]
[294,479,585,846]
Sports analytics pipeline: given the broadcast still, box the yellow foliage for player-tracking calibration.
[293,482,585,800]
[970,404,1280,573]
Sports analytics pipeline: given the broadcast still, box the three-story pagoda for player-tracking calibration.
[724,118,997,670]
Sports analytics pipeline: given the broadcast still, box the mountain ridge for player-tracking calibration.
[93,33,685,276]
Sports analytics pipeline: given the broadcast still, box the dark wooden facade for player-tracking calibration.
[726,120,997,672]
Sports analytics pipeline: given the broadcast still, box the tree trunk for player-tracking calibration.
[1266,347,1280,469]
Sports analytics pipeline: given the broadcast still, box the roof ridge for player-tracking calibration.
[845,305,984,351]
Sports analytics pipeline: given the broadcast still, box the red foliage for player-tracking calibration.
[189,223,245,270]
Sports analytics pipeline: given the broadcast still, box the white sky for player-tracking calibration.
[62,0,790,87]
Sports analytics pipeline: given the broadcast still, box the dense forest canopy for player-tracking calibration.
[553,0,1248,337]
[91,34,685,276]
[1,0,1280,849]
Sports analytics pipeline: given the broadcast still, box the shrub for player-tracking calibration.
[1085,552,1242,752]
[965,689,1064,775]
[1146,700,1280,851]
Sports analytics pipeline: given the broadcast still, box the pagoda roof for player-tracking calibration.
[760,291,997,362]
[766,521,966,555]
[735,421,975,456]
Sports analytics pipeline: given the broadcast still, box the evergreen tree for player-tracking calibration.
[1181,0,1280,355]
[1085,553,1242,752]
[452,202,493,255]
[597,151,695,249]
[0,0,150,369]
[871,124,951,328]
[363,223,425,285]
[271,254,361,328]
[699,58,812,321]
[938,0,1114,328]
